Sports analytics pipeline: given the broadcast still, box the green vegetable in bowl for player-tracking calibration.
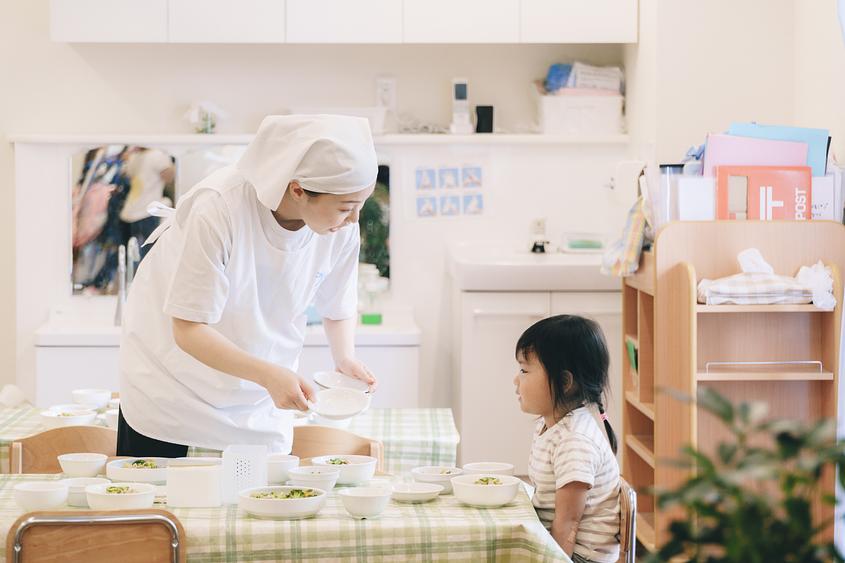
[125,459,158,469]
[327,458,350,465]
[57,412,80,417]
[439,468,456,475]
[474,477,502,486]
[106,486,133,494]
[251,488,318,500]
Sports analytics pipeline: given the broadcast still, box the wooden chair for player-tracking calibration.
[292,425,385,472]
[6,509,185,563]
[10,426,117,474]
[618,477,637,563]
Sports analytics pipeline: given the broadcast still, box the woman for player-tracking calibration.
[118,115,378,457]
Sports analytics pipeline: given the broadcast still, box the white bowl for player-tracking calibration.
[311,455,377,485]
[71,389,112,410]
[48,403,97,413]
[313,371,370,393]
[14,481,69,511]
[286,466,340,491]
[106,458,169,484]
[391,482,443,503]
[61,477,110,507]
[451,474,521,507]
[462,462,515,476]
[40,409,97,429]
[239,486,327,520]
[410,466,463,494]
[308,388,370,421]
[58,453,108,477]
[85,482,155,510]
[338,486,392,519]
[108,398,120,410]
[267,454,299,484]
[104,409,119,429]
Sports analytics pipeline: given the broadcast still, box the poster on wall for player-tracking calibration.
[412,161,487,219]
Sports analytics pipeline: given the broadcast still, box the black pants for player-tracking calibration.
[116,408,188,458]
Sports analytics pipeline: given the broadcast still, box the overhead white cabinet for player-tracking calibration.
[521,0,638,43]
[50,0,168,43]
[403,0,520,43]
[286,0,402,43]
[169,0,285,43]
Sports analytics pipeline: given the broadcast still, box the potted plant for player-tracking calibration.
[647,387,845,563]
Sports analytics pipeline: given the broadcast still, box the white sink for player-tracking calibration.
[448,241,620,291]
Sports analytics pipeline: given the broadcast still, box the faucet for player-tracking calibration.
[115,237,141,326]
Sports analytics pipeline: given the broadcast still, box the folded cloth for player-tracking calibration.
[698,272,813,305]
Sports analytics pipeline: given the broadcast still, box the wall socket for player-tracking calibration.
[530,217,547,236]
[375,76,397,111]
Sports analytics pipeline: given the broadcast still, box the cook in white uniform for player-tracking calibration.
[117,115,378,457]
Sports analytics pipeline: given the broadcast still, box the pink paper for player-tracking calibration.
[702,133,809,178]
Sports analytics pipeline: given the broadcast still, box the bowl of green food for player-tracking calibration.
[106,457,169,484]
[311,455,376,485]
[451,474,521,507]
[239,486,327,519]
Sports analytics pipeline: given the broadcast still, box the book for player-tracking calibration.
[727,122,830,176]
[702,133,809,178]
[715,165,812,221]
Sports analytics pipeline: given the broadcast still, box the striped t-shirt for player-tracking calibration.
[529,407,620,563]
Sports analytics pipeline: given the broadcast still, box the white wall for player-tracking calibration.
[0,0,624,386]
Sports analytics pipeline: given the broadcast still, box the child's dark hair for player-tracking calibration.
[515,314,617,454]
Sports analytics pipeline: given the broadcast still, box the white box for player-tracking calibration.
[537,94,623,135]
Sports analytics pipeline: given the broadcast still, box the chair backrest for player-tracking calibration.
[6,509,185,563]
[10,426,117,474]
[292,425,384,472]
[618,477,637,563]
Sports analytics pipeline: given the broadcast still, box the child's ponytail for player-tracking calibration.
[597,402,617,455]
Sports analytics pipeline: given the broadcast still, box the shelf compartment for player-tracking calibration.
[625,390,655,420]
[636,512,656,552]
[625,251,654,296]
[697,304,833,313]
[625,434,655,468]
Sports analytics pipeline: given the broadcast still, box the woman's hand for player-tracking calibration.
[336,357,377,391]
[260,366,316,411]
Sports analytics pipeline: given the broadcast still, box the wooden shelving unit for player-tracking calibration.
[622,221,845,552]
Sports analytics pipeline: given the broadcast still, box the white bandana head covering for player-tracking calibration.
[236,114,378,210]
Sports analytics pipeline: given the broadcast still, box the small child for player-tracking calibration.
[514,315,621,563]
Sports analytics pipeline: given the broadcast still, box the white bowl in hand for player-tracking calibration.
[462,462,515,476]
[14,481,69,511]
[311,455,377,485]
[308,388,370,421]
[410,466,463,494]
[313,371,370,393]
[451,474,521,508]
[338,486,392,519]
[58,453,108,477]
[71,389,112,410]
[86,482,155,510]
[239,486,327,520]
[267,454,299,484]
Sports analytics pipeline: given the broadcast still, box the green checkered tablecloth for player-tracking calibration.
[0,407,459,475]
[0,474,569,562]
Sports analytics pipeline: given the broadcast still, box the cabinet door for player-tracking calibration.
[521,0,638,43]
[287,0,401,43]
[50,0,167,42]
[169,0,285,43]
[403,0,519,43]
[458,292,550,474]
[551,292,623,459]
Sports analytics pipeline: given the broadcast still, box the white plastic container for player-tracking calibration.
[537,94,623,135]
[167,458,222,508]
[222,445,268,505]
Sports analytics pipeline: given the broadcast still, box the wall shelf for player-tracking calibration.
[696,369,833,382]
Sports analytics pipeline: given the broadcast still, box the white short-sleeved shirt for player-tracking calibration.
[529,407,621,563]
[119,166,360,452]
